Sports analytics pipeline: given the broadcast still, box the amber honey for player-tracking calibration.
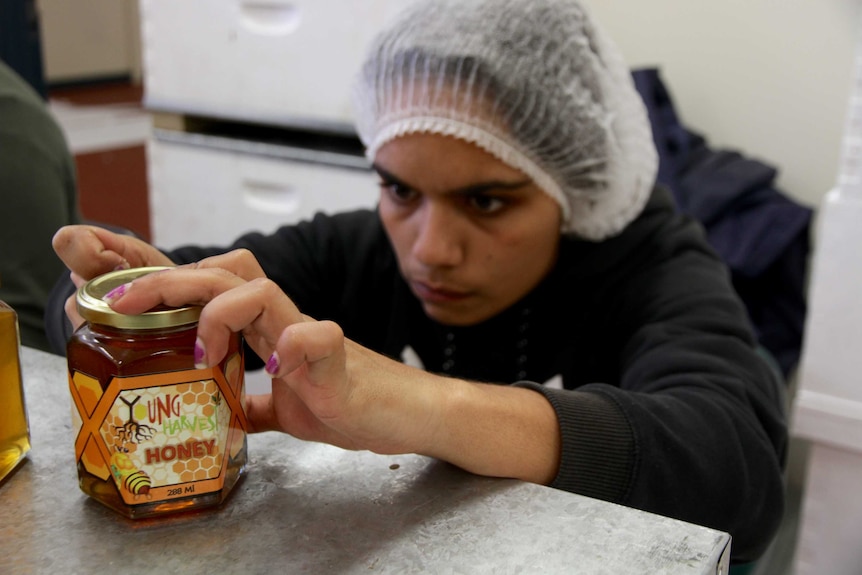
[0,301,30,482]
[66,267,248,518]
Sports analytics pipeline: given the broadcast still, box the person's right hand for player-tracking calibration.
[52,224,176,329]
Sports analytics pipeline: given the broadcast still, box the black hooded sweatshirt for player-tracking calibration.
[169,186,787,563]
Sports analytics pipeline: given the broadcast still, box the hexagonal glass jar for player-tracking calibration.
[66,267,247,519]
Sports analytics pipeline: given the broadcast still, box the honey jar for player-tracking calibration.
[0,299,30,482]
[66,267,248,518]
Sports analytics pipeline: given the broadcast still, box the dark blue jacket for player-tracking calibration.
[632,68,813,378]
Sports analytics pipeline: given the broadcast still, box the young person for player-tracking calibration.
[52,0,786,563]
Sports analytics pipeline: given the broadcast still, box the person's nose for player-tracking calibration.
[411,203,464,268]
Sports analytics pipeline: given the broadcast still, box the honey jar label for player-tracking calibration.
[68,353,247,506]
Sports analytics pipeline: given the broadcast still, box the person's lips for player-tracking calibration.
[410,281,470,304]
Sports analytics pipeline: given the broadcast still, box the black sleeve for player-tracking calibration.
[519,196,787,564]
[167,209,389,322]
[165,209,392,367]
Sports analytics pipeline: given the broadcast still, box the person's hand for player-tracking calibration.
[98,249,444,455]
[52,224,176,328]
[100,249,561,483]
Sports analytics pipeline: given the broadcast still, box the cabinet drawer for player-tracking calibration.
[140,0,410,131]
[148,134,379,249]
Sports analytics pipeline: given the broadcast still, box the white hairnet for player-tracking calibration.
[352,0,658,240]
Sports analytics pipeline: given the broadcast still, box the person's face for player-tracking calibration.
[374,133,562,326]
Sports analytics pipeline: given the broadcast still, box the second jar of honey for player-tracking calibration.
[66,267,248,519]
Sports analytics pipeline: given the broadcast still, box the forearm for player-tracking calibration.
[417,377,561,485]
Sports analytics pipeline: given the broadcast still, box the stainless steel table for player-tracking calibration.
[2,347,731,574]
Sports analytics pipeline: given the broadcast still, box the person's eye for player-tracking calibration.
[468,194,506,214]
[379,181,415,203]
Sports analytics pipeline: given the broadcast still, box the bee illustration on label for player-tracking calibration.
[211,391,221,407]
[110,447,152,499]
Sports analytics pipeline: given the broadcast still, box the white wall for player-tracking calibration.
[581,0,859,211]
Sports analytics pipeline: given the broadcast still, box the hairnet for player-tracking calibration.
[351,0,658,240]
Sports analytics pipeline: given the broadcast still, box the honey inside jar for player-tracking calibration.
[66,267,248,518]
[0,301,30,482]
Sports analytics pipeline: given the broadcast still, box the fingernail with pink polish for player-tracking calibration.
[113,259,130,271]
[265,351,280,375]
[102,282,129,302]
[194,338,207,369]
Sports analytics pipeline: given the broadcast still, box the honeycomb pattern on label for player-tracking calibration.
[100,379,231,488]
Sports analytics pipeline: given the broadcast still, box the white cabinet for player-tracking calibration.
[140,0,410,131]
[148,132,379,250]
[139,0,404,248]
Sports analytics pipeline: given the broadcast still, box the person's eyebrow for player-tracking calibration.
[372,163,531,196]
[373,164,414,190]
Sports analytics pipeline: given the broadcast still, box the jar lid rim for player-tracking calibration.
[77,266,201,329]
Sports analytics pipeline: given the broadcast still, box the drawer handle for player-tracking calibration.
[240,2,301,36]
[242,180,301,214]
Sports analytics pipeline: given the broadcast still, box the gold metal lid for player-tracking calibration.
[77,266,201,330]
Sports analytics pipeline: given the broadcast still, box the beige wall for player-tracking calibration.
[36,0,142,83]
[581,0,860,212]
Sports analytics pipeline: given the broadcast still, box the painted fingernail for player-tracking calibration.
[194,338,207,369]
[265,351,280,375]
[102,282,129,302]
[113,259,130,271]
